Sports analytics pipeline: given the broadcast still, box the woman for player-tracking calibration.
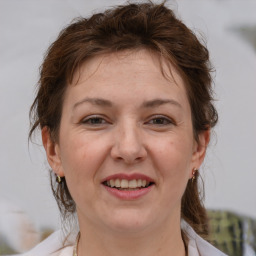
[24,1,226,256]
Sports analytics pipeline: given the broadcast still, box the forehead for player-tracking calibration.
[65,49,189,109]
[72,49,184,89]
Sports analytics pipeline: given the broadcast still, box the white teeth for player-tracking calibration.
[120,179,129,188]
[129,179,137,188]
[110,179,115,187]
[105,179,151,189]
[115,179,121,187]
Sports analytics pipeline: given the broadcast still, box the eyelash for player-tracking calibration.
[81,115,108,125]
[80,115,175,127]
[146,115,175,126]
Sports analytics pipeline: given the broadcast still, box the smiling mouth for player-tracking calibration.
[102,179,154,191]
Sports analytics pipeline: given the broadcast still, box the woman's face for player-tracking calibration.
[43,49,208,234]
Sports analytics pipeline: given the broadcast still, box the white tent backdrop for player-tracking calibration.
[0,0,256,230]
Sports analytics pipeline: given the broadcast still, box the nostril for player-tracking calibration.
[110,137,147,164]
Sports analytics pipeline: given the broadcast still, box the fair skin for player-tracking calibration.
[42,49,209,256]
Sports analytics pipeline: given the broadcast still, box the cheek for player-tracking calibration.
[155,141,191,204]
[58,137,100,206]
[59,133,109,181]
[155,138,193,171]
[152,136,193,197]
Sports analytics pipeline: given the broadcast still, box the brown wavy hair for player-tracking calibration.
[29,1,218,238]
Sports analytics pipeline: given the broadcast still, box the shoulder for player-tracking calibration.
[12,223,226,256]
[182,221,228,256]
[11,230,75,256]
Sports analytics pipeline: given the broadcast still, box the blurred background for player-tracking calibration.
[0,0,256,254]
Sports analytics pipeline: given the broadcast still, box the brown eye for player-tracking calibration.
[147,116,174,125]
[151,118,170,125]
[81,116,107,125]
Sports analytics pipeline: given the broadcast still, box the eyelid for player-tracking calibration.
[80,114,110,125]
[146,115,176,125]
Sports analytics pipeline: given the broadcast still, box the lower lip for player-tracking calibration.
[103,185,154,200]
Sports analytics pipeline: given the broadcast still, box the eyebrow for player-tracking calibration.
[73,97,182,110]
[73,97,113,110]
[141,99,182,109]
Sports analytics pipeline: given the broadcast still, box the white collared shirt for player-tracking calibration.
[12,222,227,256]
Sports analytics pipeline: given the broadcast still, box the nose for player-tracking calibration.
[110,121,147,164]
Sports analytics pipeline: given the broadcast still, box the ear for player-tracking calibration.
[41,127,64,177]
[190,129,210,177]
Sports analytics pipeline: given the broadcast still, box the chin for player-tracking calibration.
[102,208,154,233]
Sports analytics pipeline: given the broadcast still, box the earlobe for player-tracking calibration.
[41,127,64,177]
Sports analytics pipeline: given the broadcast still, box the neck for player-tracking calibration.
[77,214,186,256]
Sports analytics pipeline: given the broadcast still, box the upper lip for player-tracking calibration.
[102,173,155,183]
